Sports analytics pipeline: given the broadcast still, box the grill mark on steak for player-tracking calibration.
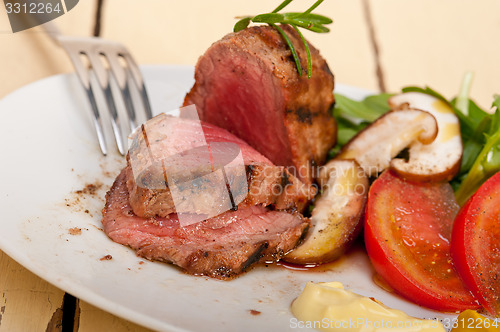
[221,167,238,211]
[293,108,315,125]
[183,25,336,184]
[246,164,256,183]
[280,169,291,188]
[101,169,309,279]
[241,241,269,272]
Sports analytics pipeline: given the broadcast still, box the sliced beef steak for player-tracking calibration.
[102,169,309,278]
[126,114,316,218]
[183,25,336,183]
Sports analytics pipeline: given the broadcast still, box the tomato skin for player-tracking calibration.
[365,221,454,309]
[365,170,480,312]
[451,172,500,316]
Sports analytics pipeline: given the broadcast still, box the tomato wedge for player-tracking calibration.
[365,170,479,312]
[451,172,500,316]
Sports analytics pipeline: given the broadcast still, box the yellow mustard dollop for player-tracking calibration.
[450,310,500,332]
[291,282,445,332]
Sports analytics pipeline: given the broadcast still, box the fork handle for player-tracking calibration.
[40,21,62,46]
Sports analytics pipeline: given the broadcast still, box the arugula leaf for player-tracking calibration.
[363,93,393,114]
[337,127,358,144]
[460,124,488,172]
[451,98,490,132]
[334,117,367,145]
[468,99,490,125]
[334,93,390,123]
[493,94,500,109]
[456,107,500,205]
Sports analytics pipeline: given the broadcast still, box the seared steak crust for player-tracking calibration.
[127,162,315,218]
[102,169,309,279]
[126,114,316,218]
[183,25,336,183]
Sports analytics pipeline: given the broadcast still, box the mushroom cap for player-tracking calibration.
[337,108,438,177]
[388,92,463,182]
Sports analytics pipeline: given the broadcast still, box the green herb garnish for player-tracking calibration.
[234,0,332,78]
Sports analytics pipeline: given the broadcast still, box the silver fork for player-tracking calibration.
[42,22,152,156]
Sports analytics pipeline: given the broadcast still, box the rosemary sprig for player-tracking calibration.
[234,0,332,78]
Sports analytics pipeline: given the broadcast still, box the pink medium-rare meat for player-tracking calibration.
[183,25,336,183]
[102,169,309,278]
[126,114,316,218]
[128,113,271,167]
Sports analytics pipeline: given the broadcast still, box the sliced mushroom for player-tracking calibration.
[388,92,463,182]
[284,160,368,264]
[336,108,438,177]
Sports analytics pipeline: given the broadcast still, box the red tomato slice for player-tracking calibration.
[451,171,500,316]
[365,170,479,312]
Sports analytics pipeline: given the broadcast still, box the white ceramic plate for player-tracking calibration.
[0,65,454,331]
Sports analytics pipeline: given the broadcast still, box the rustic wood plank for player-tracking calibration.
[369,0,500,108]
[0,251,64,331]
[0,0,97,98]
[78,301,153,332]
[100,0,378,91]
[0,1,97,331]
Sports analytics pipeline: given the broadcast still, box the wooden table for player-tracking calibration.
[0,1,498,331]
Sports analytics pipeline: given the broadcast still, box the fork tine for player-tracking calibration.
[121,80,137,132]
[57,36,149,156]
[105,51,138,132]
[61,46,108,155]
[121,52,153,120]
[86,50,126,155]
[103,84,126,155]
[86,87,108,155]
